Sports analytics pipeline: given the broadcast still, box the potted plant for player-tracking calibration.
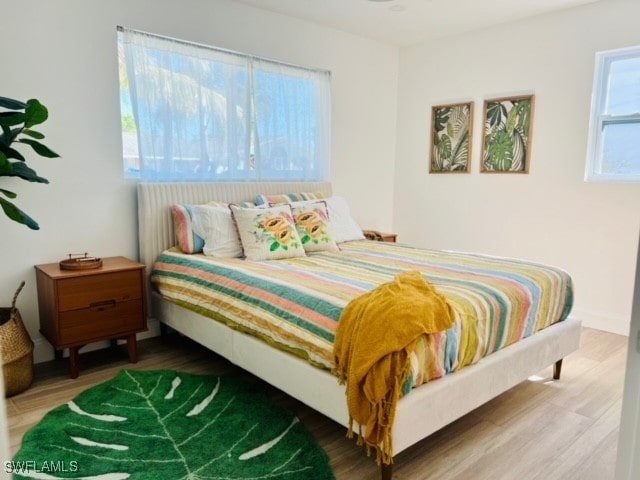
[0,96,59,396]
[0,96,59,230]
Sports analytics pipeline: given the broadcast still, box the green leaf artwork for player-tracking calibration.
[430,102,474,173]
[481,95,534,173]
[12,370,335,479]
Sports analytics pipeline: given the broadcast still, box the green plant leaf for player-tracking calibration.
[301,234,310,244]
[122,114,137,133]
[446,122,454,139]
[24,99,49,128]
[0,188,16,199]
[0,111,26,127]
[7,161,49,183]
[0,197,39,230]
[0,97,27,110]
[0,127,23,146]
[510,129,526,172]
[450,129,469,170]
[434,108,451,133]
[0,151,10,172]
[515,100,531,136]
[21,128,45,140]
[486,102,501,129]
[0,145,26,161]
[506,105,518,133]
[437,135,452,160]
[0,96,58,231]
[270,241,280,251]
[18,138,60,158]
[485,129,514,171]
[486,102,509,130]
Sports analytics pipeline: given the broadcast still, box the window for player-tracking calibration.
[117,27,331,181]
[585,45,640,182]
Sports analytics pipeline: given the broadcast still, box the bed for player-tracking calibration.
[137,181,581,479]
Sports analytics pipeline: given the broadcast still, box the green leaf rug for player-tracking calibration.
[12,370,335,479]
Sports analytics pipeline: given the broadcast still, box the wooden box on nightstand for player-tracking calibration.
[34,256,147,378]
[363,230,398,243]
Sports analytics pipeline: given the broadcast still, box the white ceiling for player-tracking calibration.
[230,0,601,47]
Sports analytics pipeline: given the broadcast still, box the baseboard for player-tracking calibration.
[573,309,631,336]
[33,318,162,364]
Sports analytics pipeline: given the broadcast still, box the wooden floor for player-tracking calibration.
[7,327,626,479]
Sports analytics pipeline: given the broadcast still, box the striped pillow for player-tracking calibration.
[255,192,325,206]
[171,204,206,254]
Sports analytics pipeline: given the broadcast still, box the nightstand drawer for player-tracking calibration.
[58,299,144,345]
[57,271,142,312]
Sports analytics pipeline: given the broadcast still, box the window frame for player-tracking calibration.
[585,44,640,183]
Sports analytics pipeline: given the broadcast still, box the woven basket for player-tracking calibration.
[0,281,34,397]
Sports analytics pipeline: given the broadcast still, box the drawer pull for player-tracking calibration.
[89,300,116,311]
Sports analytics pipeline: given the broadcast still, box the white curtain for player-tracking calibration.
[251,58,331,181]
[120,27,330,182]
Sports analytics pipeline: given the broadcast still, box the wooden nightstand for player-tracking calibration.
[35,256,147,378]
[363,230,397,243]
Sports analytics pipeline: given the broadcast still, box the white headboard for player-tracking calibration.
[137,181,333,275]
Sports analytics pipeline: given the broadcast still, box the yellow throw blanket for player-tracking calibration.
[333,270,455,464]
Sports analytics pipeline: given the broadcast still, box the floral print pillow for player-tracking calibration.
[229,204,306,261]
[291,202,339,253]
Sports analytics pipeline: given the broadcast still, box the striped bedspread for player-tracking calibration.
[151,241,573,390]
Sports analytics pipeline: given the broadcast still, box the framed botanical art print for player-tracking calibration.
[481,94,535,173]
[429,101,474,173]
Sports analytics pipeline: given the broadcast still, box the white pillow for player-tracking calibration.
[191,205,243,258]
[323,197,365,243]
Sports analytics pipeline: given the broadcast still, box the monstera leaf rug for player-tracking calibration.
[12,370,334,479]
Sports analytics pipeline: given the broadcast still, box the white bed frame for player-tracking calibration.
[137,181,582,479]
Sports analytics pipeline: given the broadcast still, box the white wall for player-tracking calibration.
[0,0,398,363]
[394,0,640,335]
[616,233,640,478]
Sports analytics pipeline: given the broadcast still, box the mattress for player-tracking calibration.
[151,240,573,390]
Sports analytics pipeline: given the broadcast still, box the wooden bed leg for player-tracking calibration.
[381,462,393,480]
[553,359,563,380]
[159,321,169,338]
